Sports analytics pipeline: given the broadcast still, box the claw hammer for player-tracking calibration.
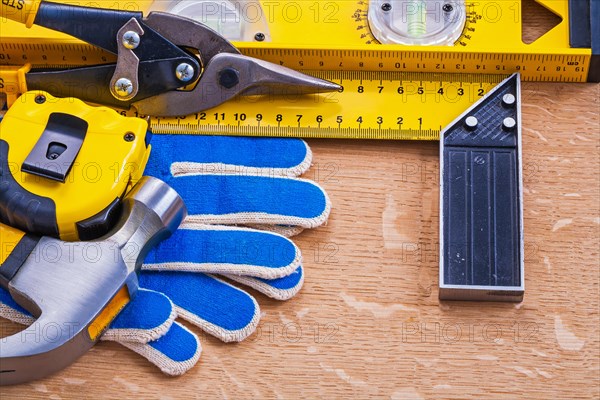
[0,176,186,385]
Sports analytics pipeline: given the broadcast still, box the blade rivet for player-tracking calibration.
[218,68,240,89]
[443,4,454,12]
[122,31,140,50]
[114,78,134,98]
[254,32,266,42]
[381,3,392,12]
[176,63,195,82]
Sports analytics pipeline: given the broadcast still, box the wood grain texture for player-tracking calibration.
[1,78,597,400]
[1,3,599,392]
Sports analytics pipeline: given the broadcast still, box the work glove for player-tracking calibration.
[0,135,330,376]
[0,288,201,375]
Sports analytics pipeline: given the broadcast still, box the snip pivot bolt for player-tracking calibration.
[122,31,140,49]
[176,63,195,82]
[114,78,134,98]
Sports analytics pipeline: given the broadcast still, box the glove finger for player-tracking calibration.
[243,224,305,237]
[146,135,311,179]
[101,289,176,343]
[143,226,301,279]
[139,271,260,343]
[0,287,33,325]
[168,175,331,229]
[0,287,175,344]
[119,321,201,376]
[225,266,304,301]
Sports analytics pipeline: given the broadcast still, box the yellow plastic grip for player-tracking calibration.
[0,224,26,267]
[0,64,30,106]
[0,0,40,27]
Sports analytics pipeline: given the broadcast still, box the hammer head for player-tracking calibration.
[0,176,186,385]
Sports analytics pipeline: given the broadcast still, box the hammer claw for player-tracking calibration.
[0,176,186,385]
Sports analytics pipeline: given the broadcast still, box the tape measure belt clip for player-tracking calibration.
[21,112,88,182]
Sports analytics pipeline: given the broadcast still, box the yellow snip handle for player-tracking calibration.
[0,65,30,106]
[0,0,40,27]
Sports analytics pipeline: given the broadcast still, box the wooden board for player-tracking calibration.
[1,80,598,399]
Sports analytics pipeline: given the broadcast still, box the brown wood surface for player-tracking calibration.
[1,3,599,396]
[2,76,598,400]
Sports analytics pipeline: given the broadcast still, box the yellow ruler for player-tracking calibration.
[140,71,504,139]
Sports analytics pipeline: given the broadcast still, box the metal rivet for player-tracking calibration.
[465,116,478,131]
[124,132,135,142]
[176,63,195,82]
[254,32,265,42]
[34,94,46,104]
[122,31,140,50]
[443,3,454,12]
[502,93,516,107]
[381,3,392,11]
[502,117,516,131]
[114,78,134,98]
[218,68,240,89]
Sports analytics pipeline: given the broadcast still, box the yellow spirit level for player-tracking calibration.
[1,0,597,81]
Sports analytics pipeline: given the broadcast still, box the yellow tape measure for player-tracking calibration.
[140,71,504,139]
